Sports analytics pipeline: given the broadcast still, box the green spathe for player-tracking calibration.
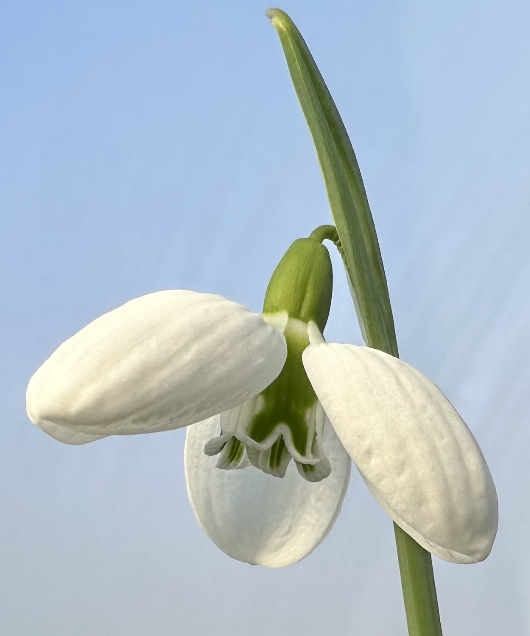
[263,237,333,331]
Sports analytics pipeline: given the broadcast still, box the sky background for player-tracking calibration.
[2,0,530,633]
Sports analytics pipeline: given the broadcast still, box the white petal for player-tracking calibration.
[184,413,351,567]
[302,344,498,563]
[27,290,287,444]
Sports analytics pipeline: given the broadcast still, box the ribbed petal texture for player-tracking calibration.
[303,344,498,563]
[185,412,351,567]
[26,290,287,444]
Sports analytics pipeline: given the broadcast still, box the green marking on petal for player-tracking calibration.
[216,437,247,470]
[247,437,291,478]
[203,318,332,482]
[247,318,316,458]
[295,457,331,483]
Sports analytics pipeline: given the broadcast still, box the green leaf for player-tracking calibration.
[266,8,398,357]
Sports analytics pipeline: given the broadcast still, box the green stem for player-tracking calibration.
[394,525,443,636]
[309,224,340,245]
[266,9,443,635]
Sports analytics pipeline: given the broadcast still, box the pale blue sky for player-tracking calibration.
[3,1,530,634]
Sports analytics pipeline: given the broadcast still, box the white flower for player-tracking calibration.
[26,288,497,568]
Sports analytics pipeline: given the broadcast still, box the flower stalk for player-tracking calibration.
[267,8,443,635]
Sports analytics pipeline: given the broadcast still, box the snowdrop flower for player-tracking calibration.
[26,236,497,568]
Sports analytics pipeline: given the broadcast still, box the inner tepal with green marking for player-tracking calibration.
[204,229,336,482]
